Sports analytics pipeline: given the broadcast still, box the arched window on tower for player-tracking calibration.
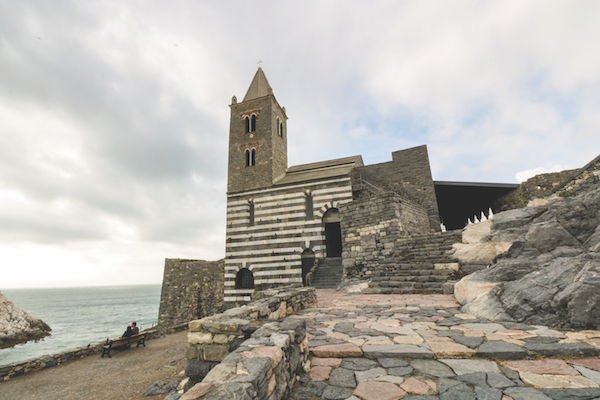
[236,268,254,289]
[279,121,284,137]
[245,149,256,167]
[251,114,256,132]
[244,116,250,133]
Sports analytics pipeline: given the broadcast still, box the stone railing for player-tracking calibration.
[181,286,316,400]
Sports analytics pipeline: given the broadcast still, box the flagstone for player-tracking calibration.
[365,337,394,346]
[309,366,332,381]
[486,332,511,341]
[461,323,506,333]
[370,322,419,336]
[502,360,579,375]
[399,377,430,394]
[354,322,371,329]
[504,338,526,347]
[520,373,599,389]
[455,313,477,319]
[573,366,600,385]
[526,326,566,337]
[374,375,405,385]
[353,381,407,400]
[362,344,434,359]
[378,318,400,326]
[311,343,363,357]
[328,332,350,340]
[440,359,500,375]
[585,338,600,349]
[463,329,485,337]
[415,329,439,336]
[425,336,453,342]
[311,357,342,367]
[571,358,600,372]
[393,335,424,345]
[427,341,476,357]
[348,338,366,346]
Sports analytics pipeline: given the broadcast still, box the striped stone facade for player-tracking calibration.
[224,176,353,304]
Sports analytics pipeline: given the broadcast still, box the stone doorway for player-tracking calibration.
[301,249,315,286]
[323,208,342,257]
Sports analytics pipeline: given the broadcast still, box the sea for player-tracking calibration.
[0,284,161,366]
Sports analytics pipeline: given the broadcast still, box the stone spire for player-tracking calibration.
[242,68,273,102]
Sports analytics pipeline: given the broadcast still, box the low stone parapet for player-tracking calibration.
[0,342,104,381]
[182,286,316,400]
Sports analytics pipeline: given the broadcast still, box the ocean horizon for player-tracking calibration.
[0,284,161,366]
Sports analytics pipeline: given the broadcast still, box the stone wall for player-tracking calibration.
[340,192,429,278]
[0,329,158,381]
[557,155,600,196]
[158,259,224,331]
[184,285,316,391]
[493,169,576,211]
[350,145,441,231]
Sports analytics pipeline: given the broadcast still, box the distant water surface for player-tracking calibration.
[0,284,161,366]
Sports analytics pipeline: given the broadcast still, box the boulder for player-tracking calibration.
[453,179,600,329]
[0,291,51,349]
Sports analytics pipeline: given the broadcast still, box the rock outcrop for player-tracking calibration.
[453,175,600,330]
[0,291,51,349]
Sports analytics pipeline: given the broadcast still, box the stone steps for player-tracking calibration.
[367,230,462,294]
[312,258,344,289]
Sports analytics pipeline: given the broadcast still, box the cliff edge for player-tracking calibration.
[0,291,51,349]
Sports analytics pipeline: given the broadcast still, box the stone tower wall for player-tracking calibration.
[227,95,287,193]
[157,259,224,330]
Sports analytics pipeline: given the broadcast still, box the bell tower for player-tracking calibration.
[227,68,288,193]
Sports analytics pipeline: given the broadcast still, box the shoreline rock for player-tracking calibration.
[0,291,51,349]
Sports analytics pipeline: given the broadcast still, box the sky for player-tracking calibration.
[1,1,599,289]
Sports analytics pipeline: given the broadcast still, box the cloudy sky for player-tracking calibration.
[1,1,599,289]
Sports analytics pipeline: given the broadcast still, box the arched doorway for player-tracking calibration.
[301,249,315,286]
[323,208,342,257]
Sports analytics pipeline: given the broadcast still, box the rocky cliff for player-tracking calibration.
[0,291,51,349]
[453,171,600,330]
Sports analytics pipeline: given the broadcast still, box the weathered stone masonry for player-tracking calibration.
[182,286,316,400]
[158,259,224,330]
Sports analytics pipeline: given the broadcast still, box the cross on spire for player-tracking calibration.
[257,60,263,69]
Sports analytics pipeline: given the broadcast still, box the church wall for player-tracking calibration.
[351,145,441,231]
[224,176,353,306]
[157,259,224,331]
[340,192,429,278]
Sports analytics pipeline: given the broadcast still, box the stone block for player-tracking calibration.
[203,345,230,362]
[188,332,213,345]
[188,319,205,332]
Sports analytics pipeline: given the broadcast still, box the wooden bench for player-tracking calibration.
[101,332,147,358]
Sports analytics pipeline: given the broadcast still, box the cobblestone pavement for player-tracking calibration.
[288,290,600,400]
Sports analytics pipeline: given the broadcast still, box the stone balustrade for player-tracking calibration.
[181,286,316,400]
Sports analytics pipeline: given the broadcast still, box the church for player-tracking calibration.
[222,68,517,304]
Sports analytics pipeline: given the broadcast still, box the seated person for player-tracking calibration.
[122,326,134,338]
[131,322,139,335]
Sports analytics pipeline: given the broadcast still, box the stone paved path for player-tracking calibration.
[288,290,600,400]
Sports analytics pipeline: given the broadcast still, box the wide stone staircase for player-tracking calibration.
[364,230,463,294]
[311,257,344,289]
